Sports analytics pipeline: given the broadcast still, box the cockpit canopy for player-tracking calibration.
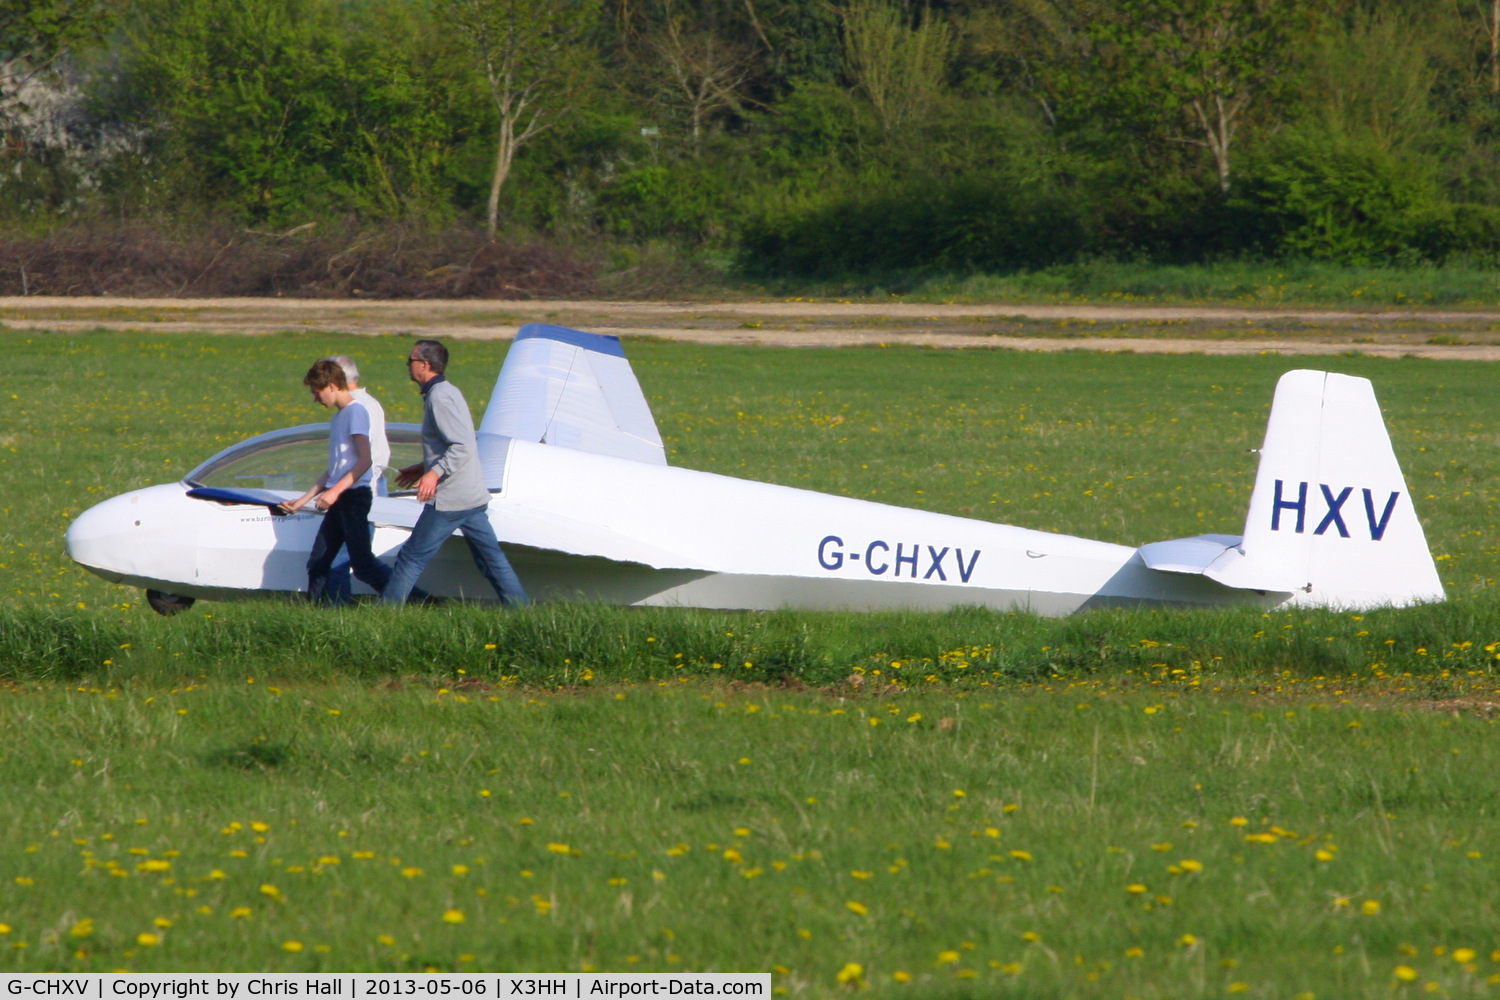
[184,423,425,495]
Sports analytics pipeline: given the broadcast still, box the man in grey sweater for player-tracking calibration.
[382,339,528,606]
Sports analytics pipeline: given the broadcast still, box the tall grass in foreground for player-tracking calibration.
[2,600,1499,695]
[1,677,1498,995]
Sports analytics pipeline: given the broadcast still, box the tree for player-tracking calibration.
[443,0,599,236]
[644,0,756,147]
[1091,0,1318,193]
[1,0,114,138]
[839,0,954,136]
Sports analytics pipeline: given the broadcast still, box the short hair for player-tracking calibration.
[328,355,360,386]
[413,339,448,375]
[303,358,348,392]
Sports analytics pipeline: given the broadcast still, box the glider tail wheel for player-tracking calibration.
[145,589,196,616]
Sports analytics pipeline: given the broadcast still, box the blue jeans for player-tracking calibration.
[382,503,528,606]
[307,487,390,606]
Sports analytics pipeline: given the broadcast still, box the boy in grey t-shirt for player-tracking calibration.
[279,359,392,604]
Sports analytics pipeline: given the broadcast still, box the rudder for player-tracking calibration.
[1213,370,1442,609]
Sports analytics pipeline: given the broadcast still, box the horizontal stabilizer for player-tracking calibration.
[1139,534,1241,575]
[1138,533,1298,594]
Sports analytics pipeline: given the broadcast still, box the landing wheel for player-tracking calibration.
[145,589,196,616]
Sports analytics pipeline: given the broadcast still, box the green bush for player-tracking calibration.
[738,169,1088,278]
[1237,130,1456,264]
[596,160,739,243]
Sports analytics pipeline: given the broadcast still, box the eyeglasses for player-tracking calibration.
[404,356,422,366]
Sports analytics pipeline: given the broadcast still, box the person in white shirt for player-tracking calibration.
[277,359,392,604]
[330,355,389,495]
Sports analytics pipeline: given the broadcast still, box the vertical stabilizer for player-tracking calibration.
[1210,370,1443,609]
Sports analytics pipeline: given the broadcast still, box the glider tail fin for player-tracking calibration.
[1215,369,1443,608]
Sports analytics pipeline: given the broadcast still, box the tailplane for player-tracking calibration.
[1141,370,1443,609]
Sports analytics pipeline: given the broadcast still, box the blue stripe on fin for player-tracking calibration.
[515,323,626,358]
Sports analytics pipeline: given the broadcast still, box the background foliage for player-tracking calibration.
[8,0,1500,284]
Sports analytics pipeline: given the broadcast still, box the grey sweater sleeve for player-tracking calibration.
[427,383,475,478]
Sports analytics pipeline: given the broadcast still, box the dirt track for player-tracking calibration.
[5,295,1500,359]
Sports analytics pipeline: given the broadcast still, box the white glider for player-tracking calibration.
[66,325,1444,616]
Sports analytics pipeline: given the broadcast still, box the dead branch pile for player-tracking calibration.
[0,222,604,298]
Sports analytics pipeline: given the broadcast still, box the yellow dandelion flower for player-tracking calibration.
[547,843,572,855]
[1022,932,1040,943]
[1180,859,1203,872]
[259,884,281,898]
[892,971,911,983]
[229,907,251,920]
[452,865,469,876]
[1127,884,1148,894]
[69,919,93,939]
[937,950,960,964]
[442,909,465,924]
[1230,817,1248,827]
[1362,900,1381,916]
[282,941,303,953]
[378,935,395,946]
[999,963,1022,975]
[1453,948,1476,964]
[1180,934,1198,947]
[1315,849,1334,862]
[1010,849,1032,861]
[846,901,868,916]
[401,867,423,878]
[153,918,172,929]
[836,963,863,985]
[137,859,170,872]
[1125,947,1143,958]
[1394,966,1419,982]
[250,822,269,833]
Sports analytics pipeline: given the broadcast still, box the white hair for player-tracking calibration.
[328,355,360,387]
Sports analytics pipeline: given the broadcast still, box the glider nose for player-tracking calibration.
[67,491,147,581]
[66,485,198,582]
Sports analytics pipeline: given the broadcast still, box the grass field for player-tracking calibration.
[3,330,1500,993]
[782,259,1500,308]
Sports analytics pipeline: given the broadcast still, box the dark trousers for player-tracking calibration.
[307,487,391,605]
